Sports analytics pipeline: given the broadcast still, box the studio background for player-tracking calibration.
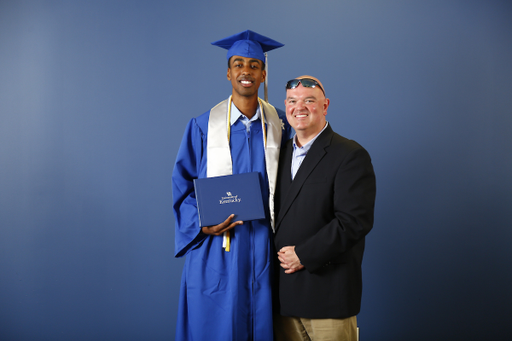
[1,1,511,340]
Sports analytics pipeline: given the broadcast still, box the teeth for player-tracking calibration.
[241,80,252,84]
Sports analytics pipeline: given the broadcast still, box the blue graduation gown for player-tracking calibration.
[172,105,291,341]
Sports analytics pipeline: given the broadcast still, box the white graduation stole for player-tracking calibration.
[207,96,282,251]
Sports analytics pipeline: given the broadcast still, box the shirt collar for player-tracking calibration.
[293,121,329,152]
[230,101,262,126]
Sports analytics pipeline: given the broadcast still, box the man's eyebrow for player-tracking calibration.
[286,95,317,100]
[232,58,262,66]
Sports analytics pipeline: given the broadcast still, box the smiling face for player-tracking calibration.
[285,82,330,146]
[227,55,266,100]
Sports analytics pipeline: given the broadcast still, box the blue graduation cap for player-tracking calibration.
[211,30,284,63]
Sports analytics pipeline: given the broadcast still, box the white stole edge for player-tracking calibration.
[206,97,282,233]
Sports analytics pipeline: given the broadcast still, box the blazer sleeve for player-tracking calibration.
[295,146,376,273]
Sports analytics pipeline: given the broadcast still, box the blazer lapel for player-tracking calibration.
[275,125,334,230]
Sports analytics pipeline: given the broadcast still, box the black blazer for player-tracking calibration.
[274,124,376,319]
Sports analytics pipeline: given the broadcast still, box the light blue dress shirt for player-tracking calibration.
[291,122,329,180]
[230,101,262,132]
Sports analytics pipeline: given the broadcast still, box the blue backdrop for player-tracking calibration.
[1,1,511,340]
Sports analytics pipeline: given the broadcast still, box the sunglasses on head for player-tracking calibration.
[285,78,325,94]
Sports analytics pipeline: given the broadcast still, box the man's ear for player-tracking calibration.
[323,98,330,116]
[261,69,267,82]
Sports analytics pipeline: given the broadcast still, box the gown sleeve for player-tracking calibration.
[172,118,207,257]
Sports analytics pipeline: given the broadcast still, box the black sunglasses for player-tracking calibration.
[285,78,325,94]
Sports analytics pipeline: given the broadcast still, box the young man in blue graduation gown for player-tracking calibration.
[172,30,292,341]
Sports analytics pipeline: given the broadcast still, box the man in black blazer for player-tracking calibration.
[273,75,376,341]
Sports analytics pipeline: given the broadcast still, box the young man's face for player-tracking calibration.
[227,56,266,99]
[285,83,329,142]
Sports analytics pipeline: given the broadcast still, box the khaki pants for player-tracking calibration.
[274,314,357,341]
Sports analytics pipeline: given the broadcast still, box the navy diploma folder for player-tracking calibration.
[193,172,265,227]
